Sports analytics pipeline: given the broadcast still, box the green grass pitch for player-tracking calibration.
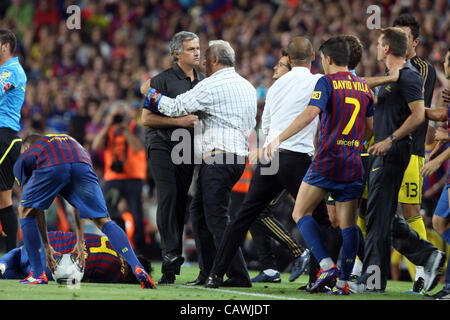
[0,262,444,300]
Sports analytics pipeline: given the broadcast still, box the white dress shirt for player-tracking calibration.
[157,67,257,157]
[262,66,323,156]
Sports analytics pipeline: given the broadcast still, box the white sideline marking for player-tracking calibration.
[176,284,305,300]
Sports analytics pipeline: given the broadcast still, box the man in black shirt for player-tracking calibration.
[393,14,437,291]
[354,28,444,293]
[141,31,205,284]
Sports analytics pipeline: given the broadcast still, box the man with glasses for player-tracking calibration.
[273,50,291,77]
[239,49,310,284]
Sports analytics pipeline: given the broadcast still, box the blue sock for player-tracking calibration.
[442,228,450,244]
[19,216,44,276]
[340,226,360,281]
[296,215,330,263]
[101,221,143,273]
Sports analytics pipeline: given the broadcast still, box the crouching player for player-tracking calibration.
[0,230,152,284]
[13,134,155,288]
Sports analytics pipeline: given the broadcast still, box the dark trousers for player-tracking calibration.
[230,190,304,271]
[361,140,436,289]
[148,146,194,270]
[251,197,305,270]
[103,179,146,254]
[210,151,328,278]
[190,154,249,281]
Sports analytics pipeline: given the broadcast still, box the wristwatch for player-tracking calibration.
[389,134,396,143]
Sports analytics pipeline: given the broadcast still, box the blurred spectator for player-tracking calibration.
[4,0,446,156]
[91,101,148,257]
[33,0,60,34]
[4,0,34,40]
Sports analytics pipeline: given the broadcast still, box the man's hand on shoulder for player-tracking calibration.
[140,79,151,96]
[443,88,450,105]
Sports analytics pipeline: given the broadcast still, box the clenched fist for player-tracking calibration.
[176,114,199,128]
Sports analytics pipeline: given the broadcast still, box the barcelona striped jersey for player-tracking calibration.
[14,134,92,187]
[447,104,450,185]
[48,231,127,283]
[307,72,374,182]
[423,141,448,191]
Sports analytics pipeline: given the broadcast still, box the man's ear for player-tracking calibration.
[173,50,181,61]
[327,55,332,66]
[311,51,315,62]
[1,42,9,54]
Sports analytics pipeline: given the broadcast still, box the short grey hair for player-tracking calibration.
[168,31,200,62]
[208,40,235,67]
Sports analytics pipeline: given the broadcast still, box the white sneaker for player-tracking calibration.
[348,281,366,293]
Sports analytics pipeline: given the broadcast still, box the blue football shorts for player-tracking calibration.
[433,184,450,219]
[302,167,364,202]
[20,162,108,219]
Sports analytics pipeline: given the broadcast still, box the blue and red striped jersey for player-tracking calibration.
[14,134,92,188]
[48,231,127,283]
[447,103,450,137]
[447,104,450,185]
[308,72,374,182]
[423,142,447,193]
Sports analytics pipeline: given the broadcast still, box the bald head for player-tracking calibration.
[287,37,313,66]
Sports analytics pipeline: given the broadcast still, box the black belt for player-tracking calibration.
[278,148,307,156]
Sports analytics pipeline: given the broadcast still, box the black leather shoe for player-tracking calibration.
[222,277,252,288]
[186,277,206,286]
[205,274,222,288]
[158,272,175,284]
[162,254,185,274]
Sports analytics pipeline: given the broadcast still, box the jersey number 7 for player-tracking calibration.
[342,97,361,135]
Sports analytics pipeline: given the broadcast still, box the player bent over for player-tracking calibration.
[0,230,152,285]
[266,36,374,294]
[14,134,155,288]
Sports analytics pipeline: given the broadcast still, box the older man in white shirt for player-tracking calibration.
[204,37,333,288]
[143,40,256,287]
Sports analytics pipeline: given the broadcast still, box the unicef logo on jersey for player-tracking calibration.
[336,139,360,148]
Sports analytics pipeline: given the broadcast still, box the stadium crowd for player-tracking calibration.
[0,0,449,293]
